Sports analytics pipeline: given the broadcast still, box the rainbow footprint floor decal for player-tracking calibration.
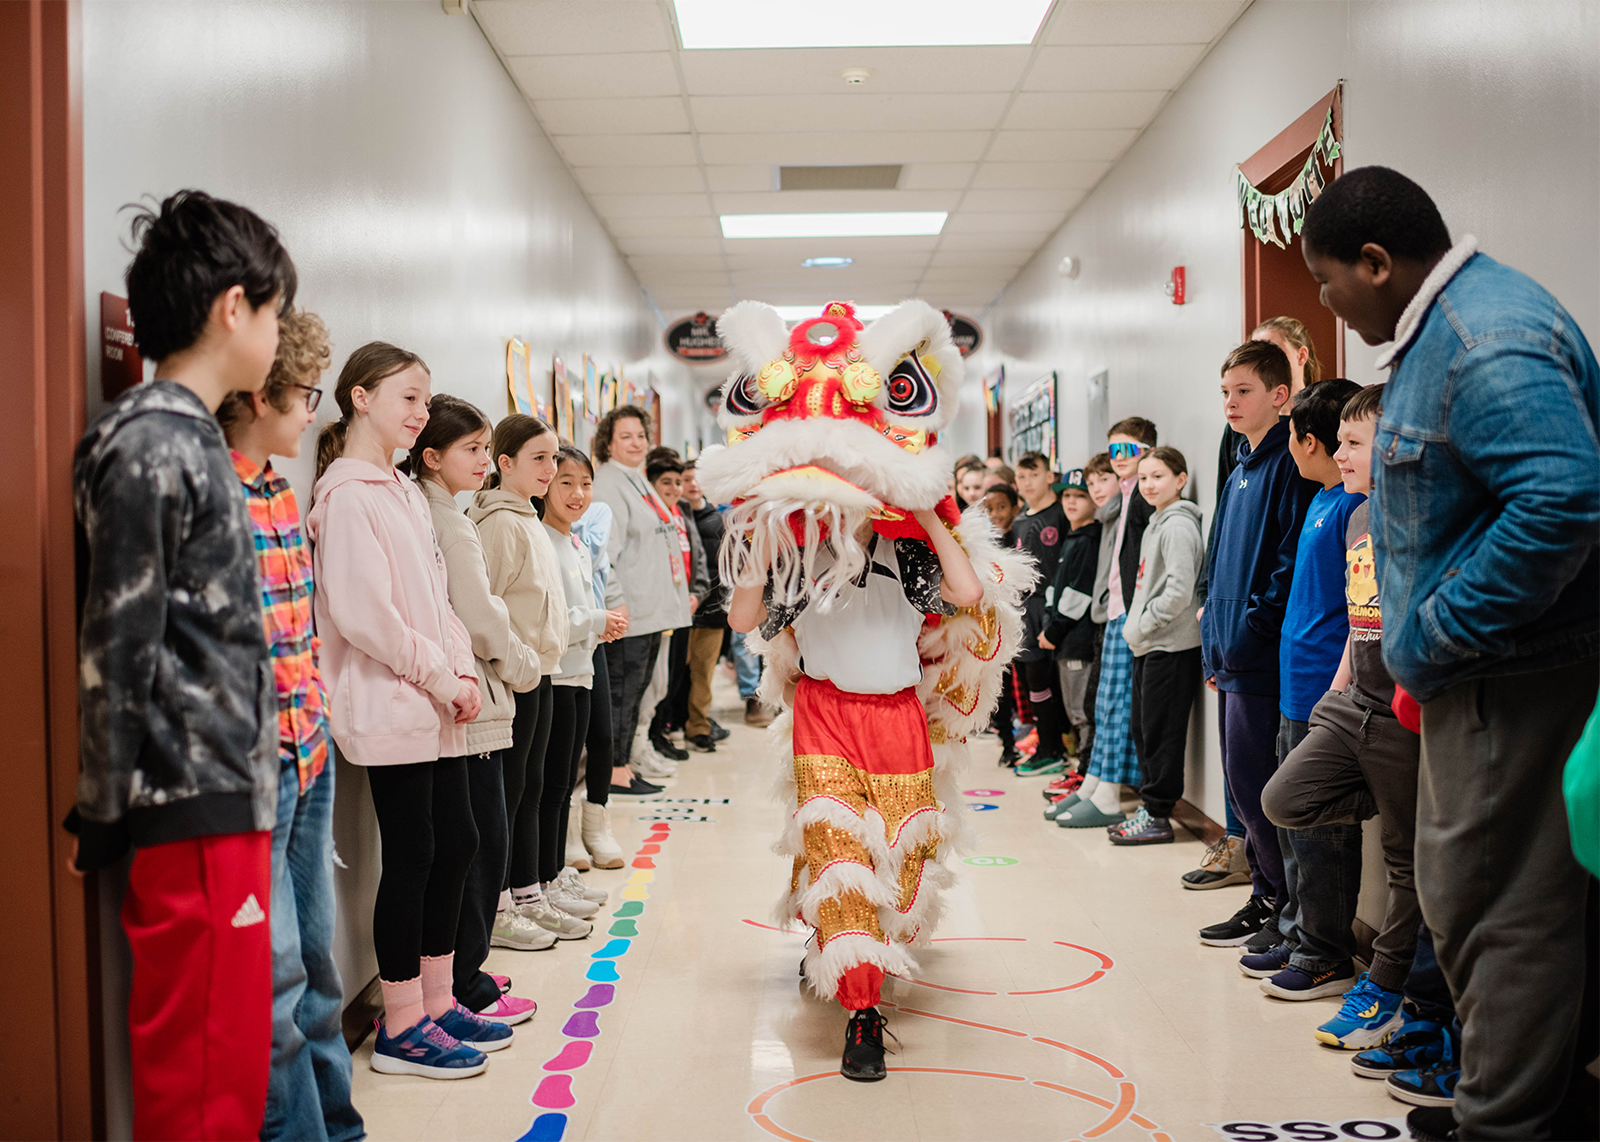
[518,823,671,1142]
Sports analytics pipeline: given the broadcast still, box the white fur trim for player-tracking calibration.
[1375,235,1478,369]
[802,932,918,1002]
[717,300,790,378]
[860,300,966,434]
[794,859,900,925]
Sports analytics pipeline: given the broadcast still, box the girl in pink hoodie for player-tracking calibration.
[307,341,510,1079]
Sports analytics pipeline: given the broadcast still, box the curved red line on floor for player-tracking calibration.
[904,978,999,995]
[1031,1038,1126,1078]
[929,936,1028,941]
[740,918,788,932]
[1053,941,1116,970]
[1082,1081,1137,1138]
[894,1006,1029,1037]
[751,1113,814,1142]
[1031,1080,1115,1110]
[1008,968,1108,995]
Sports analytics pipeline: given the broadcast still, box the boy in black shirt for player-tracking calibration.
[984,483,1024,765]
[1012,452,1070,776]
[1038,469,1103,770]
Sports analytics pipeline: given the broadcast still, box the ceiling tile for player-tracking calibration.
[1003,91,1169,129]
[588,193,711,218]
[553,134,698,166]
[604,216,720,238]
[534,97,689,135]
[942,211,1065,234]
[958,188,1086,213]
[615,234,723,256]
[704,165,775,192]
[971,160,1111,189]
[505,53,680,100]
[896,163,978,190]
[697,131,991,166]
[629,254,727,272]
[574,166,707,195]
[712,235,943,258]
[1024,44,1208,92]
[984,128,1138,162]
[677,46,1032,96]
[689,93,1010,135]
[925,247,1028,269]
[635,270,730,287]
[935,231,1047,251]
[1045,1,1245,46]
[710,189,961,215]
[471,0,670,56]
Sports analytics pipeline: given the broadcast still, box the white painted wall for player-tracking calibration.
[966,0,1598,923]
[79,4,706,1131]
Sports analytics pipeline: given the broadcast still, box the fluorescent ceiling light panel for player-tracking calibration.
[674,0,1052,49]
[721,212,946,239]
[802,256,853,268]
[773,304,897,322]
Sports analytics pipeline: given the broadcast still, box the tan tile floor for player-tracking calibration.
[351,676,1408,1142]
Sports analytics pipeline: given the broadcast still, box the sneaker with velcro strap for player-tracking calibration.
[1352,1014,1446,1077]
[434,1003,515,1052]
[370,1017,488,1079]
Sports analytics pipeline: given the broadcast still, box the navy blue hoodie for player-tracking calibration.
[1200,418,1319,696]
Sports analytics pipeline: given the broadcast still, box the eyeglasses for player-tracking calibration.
[1108,442,1145,459]
[292,384,323,413]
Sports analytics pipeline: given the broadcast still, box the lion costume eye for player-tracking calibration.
[723,372,767,417]
[885,355,938,417]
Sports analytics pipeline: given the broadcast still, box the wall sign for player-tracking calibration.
[1009,372,1058,469]
[942,311,982,357]
[665,312,728,364]
[100,292,142,401]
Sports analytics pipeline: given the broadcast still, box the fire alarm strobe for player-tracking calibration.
[1166,266,1186,305]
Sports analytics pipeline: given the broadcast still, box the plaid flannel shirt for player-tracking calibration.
[233,452,329,793]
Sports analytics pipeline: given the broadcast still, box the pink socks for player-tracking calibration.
[421,953,455,1021]
[380,976,424,1036]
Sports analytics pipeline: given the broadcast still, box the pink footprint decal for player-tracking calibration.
[544,1041,593,1071]
[632,856,656,869]
[531,1075,574,1108]
[637,843,661,855]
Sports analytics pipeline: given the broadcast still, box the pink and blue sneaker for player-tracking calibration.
[436,1002,516,1051]
[370,1017,488,1079]
[474,993,537,1026]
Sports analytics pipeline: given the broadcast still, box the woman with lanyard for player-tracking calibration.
[590,405,691,788]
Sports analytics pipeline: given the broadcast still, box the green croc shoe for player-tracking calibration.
[1056,801,1126,828]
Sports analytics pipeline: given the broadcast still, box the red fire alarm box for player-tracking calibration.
[101,292,142,401]
[1169,266,1186,305]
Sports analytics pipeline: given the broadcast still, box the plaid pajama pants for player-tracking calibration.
[1087,614,1140,785]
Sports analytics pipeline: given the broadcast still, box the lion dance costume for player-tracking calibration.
[699,300,1033,1021]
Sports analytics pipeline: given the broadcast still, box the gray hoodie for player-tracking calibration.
[1123,499,1205,657]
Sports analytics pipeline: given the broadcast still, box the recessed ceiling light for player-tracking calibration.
[802,256,854,268]
[674,0,1052,49]
[721,212,946,239]
[772,304,897,322]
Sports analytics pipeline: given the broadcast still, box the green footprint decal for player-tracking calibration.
[612,901,643,918]
[608,919,639,937]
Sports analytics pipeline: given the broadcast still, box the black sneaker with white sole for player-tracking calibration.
[650,734,689,761]
[686,733,717,753]
[841,1007,890,1082]
[1199,894,1276,946]
[708,719,731,742]
[1241,923,1281,955]
[610,775,665,799]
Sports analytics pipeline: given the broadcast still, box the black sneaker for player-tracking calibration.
[1241,923,1281,956]
[841,1007,889,1082]
[1405,1107,1457,1141]
[650,734,689,761]
[998,745,1022,767]
[1199,894,1276,947]
[686,733,717,753]
[708,719,731,742]
[610,775,665,799]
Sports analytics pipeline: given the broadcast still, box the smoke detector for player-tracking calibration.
[839,67,874,86]
[1058,255,1081,279]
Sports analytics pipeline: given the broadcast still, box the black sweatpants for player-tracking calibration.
[542,685,593,882]
[1129,647,1201,819]
[366,756,478,984]
[504,678,553,889]
[1022,656,1068,762]
[452,751,507,1011]
[609,631,662,769]
[650,626,691,737]
[585,643,614,805]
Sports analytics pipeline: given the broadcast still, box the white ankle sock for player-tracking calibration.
[1090,781,1121,814]
[1078,774,1101,799]
[512,884,542,908]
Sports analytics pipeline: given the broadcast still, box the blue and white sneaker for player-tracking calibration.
[1314,972,1404,1049]
[1238,940,1293,979]
[370,1017,488,1079]
[1259,961,1355,1000]
[436,1003,516,1052]
[1352,1014,1446,1078]
[1388,1057,1459,1107]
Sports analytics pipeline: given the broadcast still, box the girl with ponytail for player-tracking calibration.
[306,343,512,1078]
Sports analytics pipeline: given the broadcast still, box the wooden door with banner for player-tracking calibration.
[1236,84,1345,377]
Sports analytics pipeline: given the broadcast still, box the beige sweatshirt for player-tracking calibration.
[468,488,570,678]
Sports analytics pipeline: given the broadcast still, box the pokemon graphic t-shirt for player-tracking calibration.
[1344,501,1396,712]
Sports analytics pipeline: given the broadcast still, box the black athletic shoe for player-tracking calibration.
[686,733,717,753]
[1241,923,1281,956]
[650,734,689,761]
[708,719,731,742]
[998,745,1022,768]
[1199,894,1276,947]
[841,1007,889,1082]
[1405,1107,1457,1141]
[610,776,665,799]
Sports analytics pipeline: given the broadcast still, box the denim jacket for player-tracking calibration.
[1372,239,1600,702]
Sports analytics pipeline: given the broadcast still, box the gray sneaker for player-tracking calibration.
[519,899,593,940]
[1181,834,1251,890]
[491,908,557,951]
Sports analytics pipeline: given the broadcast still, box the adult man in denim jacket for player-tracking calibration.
[1303,166,1598,1141]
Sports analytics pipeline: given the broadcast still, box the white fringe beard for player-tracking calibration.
[720,498,877,612]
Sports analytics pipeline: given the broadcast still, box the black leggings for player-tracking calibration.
[544,685,594,881]
[1023,656,1068,762]
[609,631,662,769]
[504,678,553,889]
[585,643,614,805]
[366,756,478,983]
[453,751,506,1012]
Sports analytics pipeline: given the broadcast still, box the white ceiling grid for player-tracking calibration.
[472,0,1250,319]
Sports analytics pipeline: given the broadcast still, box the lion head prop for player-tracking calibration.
[695,299,964,609]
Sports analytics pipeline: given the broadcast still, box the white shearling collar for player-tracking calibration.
[1375,235,1478,369]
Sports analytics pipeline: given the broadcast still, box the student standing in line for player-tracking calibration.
[70,190,292,1139]
[984,482,1025,767]
[681,457,732,753]
[1304,167,1599,1141]
[410,395,550,1020]
[218,308,364,1140]
[1011,451,1072,777]
[1038,468,1105,786]
[1109,447,1205,846]
[643,449,708,768]
[1058,420,1159,828]
[541,446,626,907]
[468,415,595,938]
[308,342,511,1079]
[1197,341,1319,948]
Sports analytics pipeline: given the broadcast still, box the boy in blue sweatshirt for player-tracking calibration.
[1197,340,1319,947]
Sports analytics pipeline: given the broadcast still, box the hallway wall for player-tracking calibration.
[968,0,1600,848]
[78,4,700,1132]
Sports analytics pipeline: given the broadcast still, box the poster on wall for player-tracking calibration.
[982,364,1005,460]
[585,358,600,419]
[601,371,618,415]
[508,340,533,414]
[553,358,573,440]
[1009,372,1057,470]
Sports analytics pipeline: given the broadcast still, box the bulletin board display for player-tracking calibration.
[1009,372,1057,470]
[507,339,534,415]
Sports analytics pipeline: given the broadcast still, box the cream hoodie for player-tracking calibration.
[307,458,475,766]
[468,488,569,678]
[421,479,543,753]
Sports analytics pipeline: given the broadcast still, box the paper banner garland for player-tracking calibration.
[1234,104,1341,248]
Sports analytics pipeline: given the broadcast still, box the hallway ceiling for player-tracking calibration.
[471,0,1249,322]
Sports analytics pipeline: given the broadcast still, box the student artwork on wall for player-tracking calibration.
[553,356,573,440]
[600,371,618,415]
[1009,372,1058,469]
[507,339,533,415]
[584,357,600,420]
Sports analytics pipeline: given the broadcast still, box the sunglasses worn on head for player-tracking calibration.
[1108,442,1145,459]
[292,383,323,413]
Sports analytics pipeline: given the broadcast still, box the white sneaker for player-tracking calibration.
[634,748,678,780]
[546,880,601,919]
[581,801,625,869]
[490,908,557,951]
[558,866,610,905]
[519,899,593,940]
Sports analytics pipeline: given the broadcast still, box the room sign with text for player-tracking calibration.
[665,312,728,364]
[1009,372,1057,469]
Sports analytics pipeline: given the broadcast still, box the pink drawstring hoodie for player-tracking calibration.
[307,457,475,765]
